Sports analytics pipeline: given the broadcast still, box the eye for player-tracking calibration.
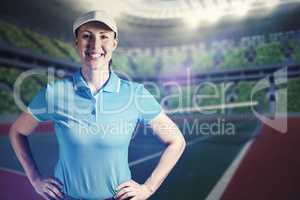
[100,35,109,40]
[81,32,91,39]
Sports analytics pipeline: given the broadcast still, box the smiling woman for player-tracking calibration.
[9,10,186,200]
[75,21,118,88]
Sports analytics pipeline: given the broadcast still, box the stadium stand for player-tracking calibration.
[0,20,300,115]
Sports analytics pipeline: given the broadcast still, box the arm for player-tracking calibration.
[9,112,63,200]
[143,112,186,194]
[116,112,186,200]
[9,112,41,184]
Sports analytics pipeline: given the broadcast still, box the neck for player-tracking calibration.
[81,65,110,94]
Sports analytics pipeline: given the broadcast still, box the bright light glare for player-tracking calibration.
[77,0,285,28]
[183,0,283,29]
[183,4,224,29]
[232,1,251,17]
[263,0,281,8]
[183,12,204,29]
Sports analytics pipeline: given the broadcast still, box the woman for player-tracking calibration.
[9,10,186,200]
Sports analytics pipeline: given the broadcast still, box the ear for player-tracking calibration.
[73,38,81,56]
[112,38,118,51]
[74,38,79,47]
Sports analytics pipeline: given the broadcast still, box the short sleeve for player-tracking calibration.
[27,86,52,122]
[136,84,162,124]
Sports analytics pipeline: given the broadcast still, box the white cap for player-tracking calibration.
[73,10,118,38]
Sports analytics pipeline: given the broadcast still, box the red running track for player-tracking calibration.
[221,117,300,200]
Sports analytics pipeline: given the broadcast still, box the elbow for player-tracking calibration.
[166,136,186,153]
[8,123,16,141]
[180,136,186,152]
[173,135,186,153]
[8,123,20,141]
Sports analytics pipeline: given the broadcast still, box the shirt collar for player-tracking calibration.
[73,69,121,95]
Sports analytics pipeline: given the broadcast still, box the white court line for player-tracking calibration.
[204,140,254,200]
[129,135,211,167]
[1,137,211,172]
[204,122,262,200]
[0,166,26,176]
[1,136,211,175]
[129,101,259,167]
[129,122,259,199]
[129,151,163,166]
[130,100,261,167]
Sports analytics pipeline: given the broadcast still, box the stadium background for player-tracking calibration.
[0,0,300,199]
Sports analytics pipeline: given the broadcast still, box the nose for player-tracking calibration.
[88,36,102,51]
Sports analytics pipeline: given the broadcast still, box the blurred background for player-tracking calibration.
[0,0,300,200]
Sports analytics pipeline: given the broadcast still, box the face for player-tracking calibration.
[75,21,118,71]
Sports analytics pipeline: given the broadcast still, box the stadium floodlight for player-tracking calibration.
[182,0,284,29]
[183,3,225,29]
[231,1,252,17]
[257,0,281,8]
[182,12,204,29]
[76,0,291,27]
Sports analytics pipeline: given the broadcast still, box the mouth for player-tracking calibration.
[85,51,105,59]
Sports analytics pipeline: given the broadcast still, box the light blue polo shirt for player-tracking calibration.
[27,69,162,199]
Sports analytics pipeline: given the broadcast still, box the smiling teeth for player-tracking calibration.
[86,52,103,58]
[90,53,102,58]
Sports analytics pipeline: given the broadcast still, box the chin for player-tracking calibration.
[85,60,108,70]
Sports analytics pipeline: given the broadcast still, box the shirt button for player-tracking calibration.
[91,109,96,115]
